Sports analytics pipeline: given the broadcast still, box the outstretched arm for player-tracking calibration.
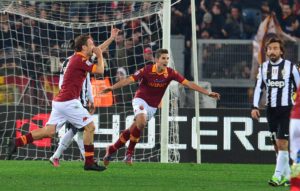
[97,26,121,51]
[183,81,220,100]
[101,76,135,94]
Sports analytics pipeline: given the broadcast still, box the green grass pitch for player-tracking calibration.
[0,161,289,191]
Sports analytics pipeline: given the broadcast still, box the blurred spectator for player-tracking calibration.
[171,0,189,35]
[261,0,271,20]
[183,5,196,80]
[222,4,256,39]
[50,2,62,21]
[0,22,15,51]
[200,12,213,31]
[112,32,126,69]
[240,63,251,79]
[0,51,22,75]
[200,28,213,39]
[69,2,88,21]
[132,30,144,60]
[21,18,38,51]
[269,0,283,18]
[280,3,300,37]
[124,37,136,75]
[113,67,136,106]
[223,0,233,16]
[143,47,155,66]
[293,0,300,16]
[210,1,226,38]
[112,32,127,71]
[102,47,112,78]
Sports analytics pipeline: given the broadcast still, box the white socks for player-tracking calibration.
[274,151,290,179]
[52,129,75,159]
[74,131,85,159]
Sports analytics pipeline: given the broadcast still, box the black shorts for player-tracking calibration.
[266,106,292,140]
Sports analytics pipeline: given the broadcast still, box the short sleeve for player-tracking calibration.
[172,69,186,83]
[81,58,94,73]
[131,68,145,81]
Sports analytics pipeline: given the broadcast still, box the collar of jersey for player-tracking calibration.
[75,52,88,60]
[152,64,168,75]
[269,58,283,65]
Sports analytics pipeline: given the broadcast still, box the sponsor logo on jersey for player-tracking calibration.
[148,82,167,88]
[85,60,93,66]
[154,79,166,83]
[83,117,88,122]
[266,79,285,88]
[134,70,140,76]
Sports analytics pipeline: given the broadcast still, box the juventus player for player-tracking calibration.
[251,37,300,186]
[101,49,220,166]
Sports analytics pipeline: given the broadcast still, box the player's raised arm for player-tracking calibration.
[183,81,220,100]
[101,76,135,94]
[91,47,104,74]
[98,26,121,50]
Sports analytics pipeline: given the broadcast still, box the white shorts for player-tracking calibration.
[46,99,94,132]
[132,98,157,121]
[289,118,300,162]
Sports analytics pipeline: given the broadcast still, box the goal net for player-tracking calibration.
[0,0,180,163]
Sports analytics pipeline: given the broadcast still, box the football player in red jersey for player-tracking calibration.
[49,27,120,168]
[290,81,300,190]
[7,29,120,171]
[102,49,220,166]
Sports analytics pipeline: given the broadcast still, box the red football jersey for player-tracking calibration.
[54,52,94,102]
[131,64,188,107]
[291,87,300,119]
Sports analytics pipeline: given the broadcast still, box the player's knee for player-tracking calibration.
[277,139,289,150]
[46,125,56,138]
[136,121,146,129]
[135,115,147,128]
[84,122,95,132]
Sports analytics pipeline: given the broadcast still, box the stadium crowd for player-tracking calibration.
[0,0,300,106]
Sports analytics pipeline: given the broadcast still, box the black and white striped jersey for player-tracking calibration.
[59,56,93,107]
[253,58,300,108]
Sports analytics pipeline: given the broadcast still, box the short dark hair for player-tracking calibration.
[155,49,168,59]
[73,34,91,52]
[265,36,285,55]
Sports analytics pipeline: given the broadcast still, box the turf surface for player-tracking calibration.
[0,161,289,191]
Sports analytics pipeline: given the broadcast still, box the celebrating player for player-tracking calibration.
[7,33,107,171]
[251,37,300,186]
[101,48,220,166]
[49,27,120,167]
[49,60,93,167]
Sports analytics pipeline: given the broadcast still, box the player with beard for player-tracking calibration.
[251,37,300,186]
[7,34,106,171]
